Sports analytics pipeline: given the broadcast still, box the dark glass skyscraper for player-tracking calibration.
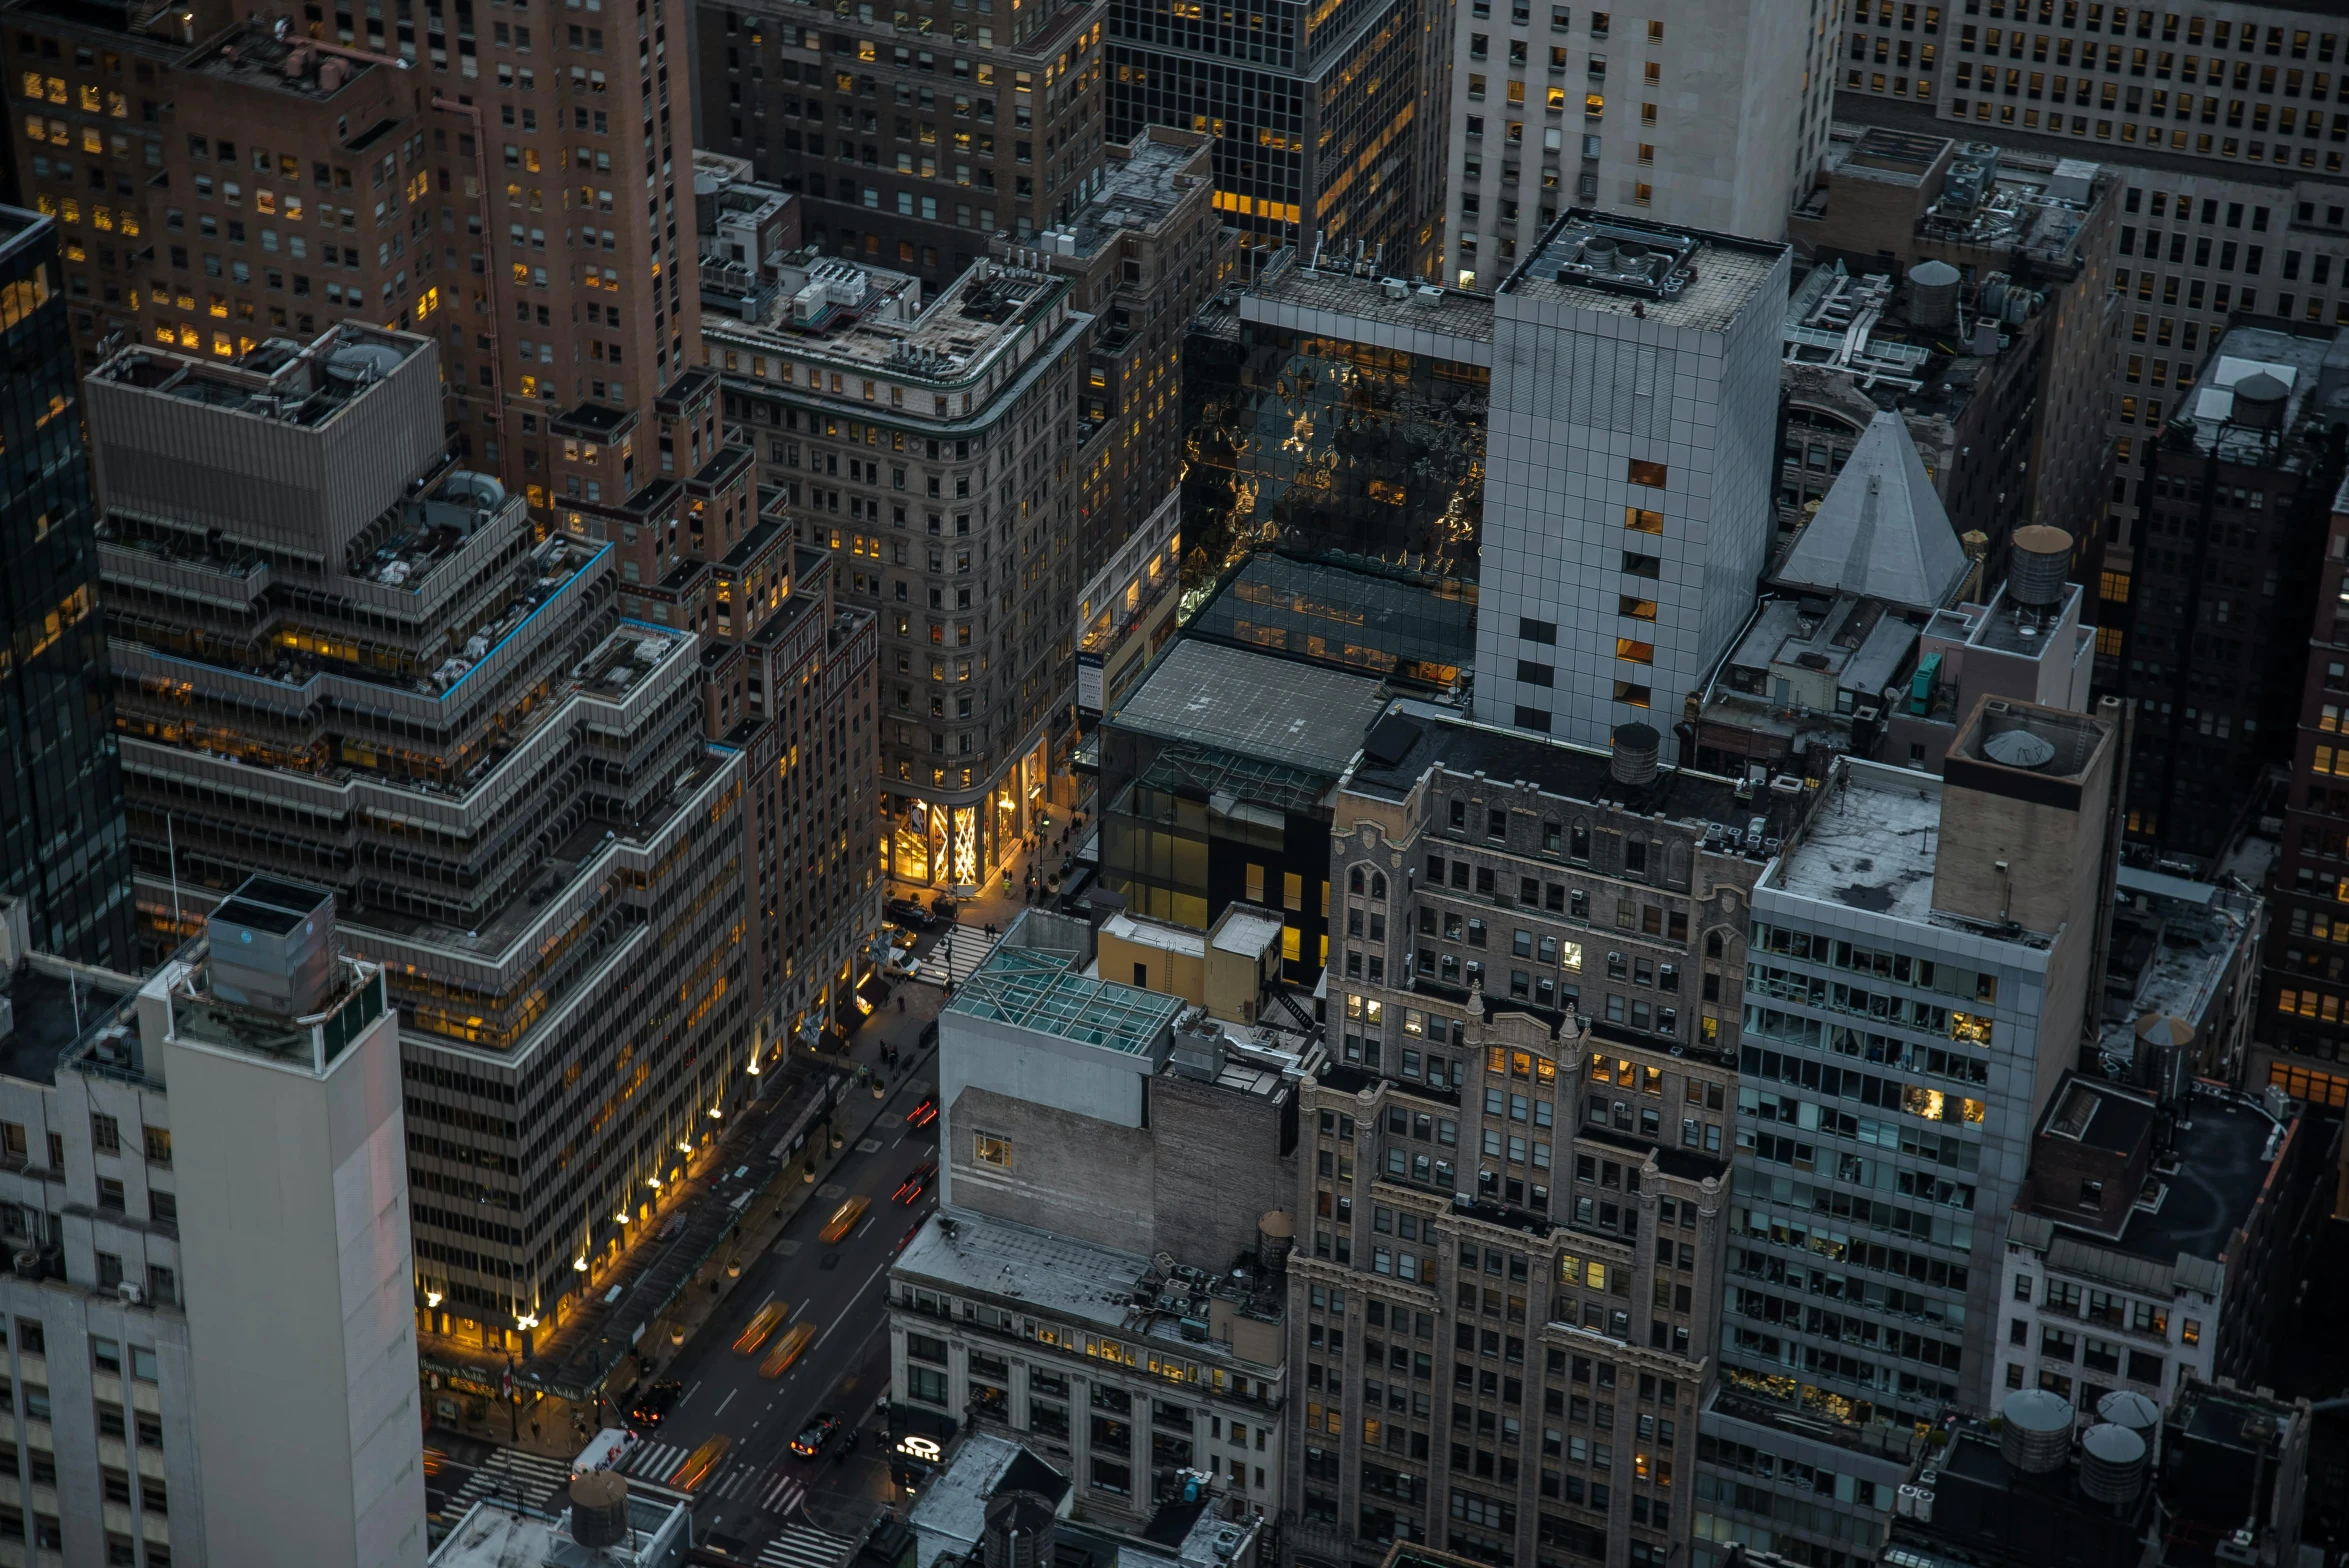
[1105,0,1441,268]
[0,207,133,966]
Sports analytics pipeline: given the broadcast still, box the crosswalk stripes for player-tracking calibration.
[758,1471,809,1516]
[757,1523,856,1568]
[442,1448,572,1520]
[620,1439,689,1483]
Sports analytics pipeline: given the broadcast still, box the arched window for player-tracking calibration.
[1371,872,1388,900]
[1705,929,1726,959]
[1349,865,1364,894]
[1570,819,1591,861]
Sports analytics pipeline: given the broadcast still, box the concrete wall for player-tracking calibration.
[164,997,426,1568]
[1146,1074,1293,1269]
[943,1086,1158,1255]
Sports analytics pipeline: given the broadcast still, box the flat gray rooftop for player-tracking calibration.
[1771,768,1942,922]
[1112,638,1386,776]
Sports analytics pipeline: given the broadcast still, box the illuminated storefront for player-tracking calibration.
[881,738,1053,889]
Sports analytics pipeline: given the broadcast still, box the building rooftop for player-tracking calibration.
[2098,866,2257,1071]
[1777,411,1969,609]
[707,251,1075,396]
[1501,210,1788,333]
[896,1207,1282,1352]
[907,1434,1073,1568]
[1040,128,1209,258]
[948,937,1184,1056]
[93,321,423,431]
[1234,254,1497,354]
[1770,765,1943,922]
[1112,638,1389,778]
[0,955,139,1086]
[1345,700,1808,854]
[2015,1076,2285,1276]
[185,20,382,100]
[426,1486,690,1568]
[1183,554,1475,693]
[2171,323,2349,467]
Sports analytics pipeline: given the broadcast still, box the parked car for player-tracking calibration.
[929,893,960,922]
[880,921,920,950]
[884,949,922,980]
[884,897,933,930]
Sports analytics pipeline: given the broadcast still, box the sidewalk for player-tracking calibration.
[886,791,1096,937]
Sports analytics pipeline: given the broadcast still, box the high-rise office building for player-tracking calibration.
[2,0,706,536]
[1474,212,1790,752]
[0,206,136,968]
[1104,0,1441,266]
[693,0,1111,297]
[2259,462,2349,1109]
[1438,0,1838,291]
[0,876,428,1568]
[81,323,755,1361]
[1698,697,2124,1568]
[1283,707,1812,1568]
[2111,321,2348,865]
[707,245,1087,889]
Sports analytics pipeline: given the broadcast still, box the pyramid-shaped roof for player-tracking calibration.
[1779,410,1968,609]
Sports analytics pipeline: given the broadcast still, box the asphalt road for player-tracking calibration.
[639,1054,941,1550]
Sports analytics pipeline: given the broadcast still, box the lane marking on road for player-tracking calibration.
[786,1297,810,1323]
[808,1258,893,1361]
[714,1388,739,1417]
[855,1213,877,1238]
[752,1290,777,1317]
[680,1380,703,1409]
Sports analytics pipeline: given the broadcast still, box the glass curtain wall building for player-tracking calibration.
[0,207,135,967]
[1105,0,1438,266]
[1181,266,1491,582]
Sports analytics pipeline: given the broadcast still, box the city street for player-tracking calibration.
[426,946,959,1561]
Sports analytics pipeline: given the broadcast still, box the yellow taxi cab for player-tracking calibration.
[820,1194,870,1244]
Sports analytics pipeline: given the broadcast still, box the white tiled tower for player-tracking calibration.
[1476,213,1791,750]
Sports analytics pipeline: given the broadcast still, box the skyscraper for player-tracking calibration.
[2,0,706,537]
[693,0,1111,297]
[1473,212,1789,751]
[1104,0,1442,267]
[0,206,136,968]
[81,321,757,1361]
[1437,0,1838,291]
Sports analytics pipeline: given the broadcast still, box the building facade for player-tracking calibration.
[1475,213,1790,752]
[1002,125,1231,582]
[1438,0,1836,291]
[2256,476,2349,1109]
[0,207,136,970]
[1280,707,1809,1568]
[2,0,709,541]
[1697,699,2123,1568]
[0,879,429,1568]
[708,249,1089,888]
[1103,0,1440,267]
[80,324,758,1360]
[694,0,1110,298]
[2110,321,2349,864]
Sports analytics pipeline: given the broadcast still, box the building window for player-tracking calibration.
[974,1131,1012,1169]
